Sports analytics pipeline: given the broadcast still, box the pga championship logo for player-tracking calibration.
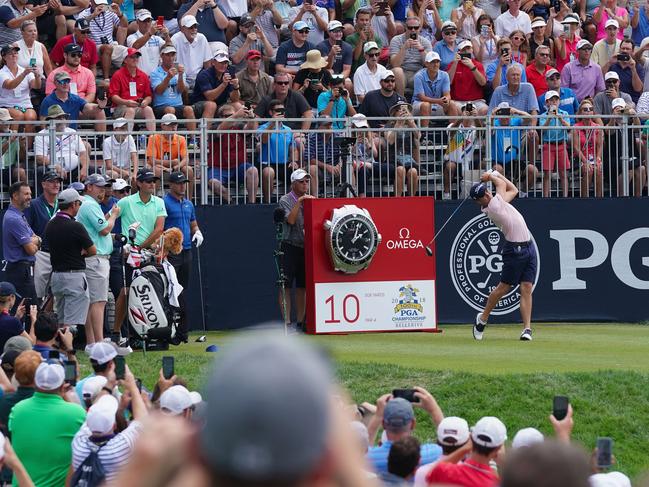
[449,214,540,315]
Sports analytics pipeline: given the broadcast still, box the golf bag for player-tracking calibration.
[128,256,180,350]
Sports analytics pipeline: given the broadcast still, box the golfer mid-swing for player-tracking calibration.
[470,170,537,341]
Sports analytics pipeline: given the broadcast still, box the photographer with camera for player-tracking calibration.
[77,0,129,79]
[389,16,432,96]
[317,75,356,130]
[593,71,634,115]
[448,40,488,116]
[229,14,274,73]
[607,38,644,103]
[365,387,443,473]
[486,37,528,89]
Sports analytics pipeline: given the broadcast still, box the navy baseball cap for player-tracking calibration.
[0,282,17,297]
[42,170,63,182]
[137,168,160,182]
[169,171,188,184]
[64,43,82,54]
[469,182,487,199]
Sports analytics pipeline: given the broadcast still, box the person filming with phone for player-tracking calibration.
[229,14,274,73]
[365,386,443,473]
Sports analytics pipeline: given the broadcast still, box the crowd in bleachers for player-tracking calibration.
[0,0,647,202]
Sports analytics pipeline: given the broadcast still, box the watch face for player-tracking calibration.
[331,214,379,266]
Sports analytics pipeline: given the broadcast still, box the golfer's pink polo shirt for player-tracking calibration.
[483,194,530,243]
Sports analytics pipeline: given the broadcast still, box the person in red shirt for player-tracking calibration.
[109,48,155,131]
[525,44,552,97]
[426,416,507,487]
[448,40,488,116]
[49,19,99,75]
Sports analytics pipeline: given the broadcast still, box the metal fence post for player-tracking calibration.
[621,115,629,197]
[200,117,208,206]
[484,115,492,168]
[48,119,56,171]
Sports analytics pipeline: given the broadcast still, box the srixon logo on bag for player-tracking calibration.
[132,283,161,325]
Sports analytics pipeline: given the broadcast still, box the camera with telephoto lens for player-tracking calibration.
[340,88,348,97]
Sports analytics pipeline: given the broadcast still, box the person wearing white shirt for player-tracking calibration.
[288,1,329,45]
[495,0,532,37]
[102,118,137,181]
[126,9,169,76]
[171,15,212,89]
[34,105,88,181]
[353,42,387,103]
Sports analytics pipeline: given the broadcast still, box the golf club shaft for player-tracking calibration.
[426,193,471,247]
[196,244,206,332]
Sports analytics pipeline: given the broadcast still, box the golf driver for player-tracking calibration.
[424,192,472,257]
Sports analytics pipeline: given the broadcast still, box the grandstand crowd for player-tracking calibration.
[0,0,644,200]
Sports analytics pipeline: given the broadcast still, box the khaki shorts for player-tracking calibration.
[97,43,129,67]
[34,250,52,299]
[51,271,89,326]
[84,256,110,303]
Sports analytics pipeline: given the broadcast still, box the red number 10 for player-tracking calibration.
[325,294,360,324]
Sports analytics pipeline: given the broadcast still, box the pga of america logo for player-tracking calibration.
[449,214,540,315]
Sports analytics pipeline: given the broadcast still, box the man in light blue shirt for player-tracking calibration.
[432,21,459,70]
[76,174,120,349]
[413,51,458,129]
[486,38,528,88]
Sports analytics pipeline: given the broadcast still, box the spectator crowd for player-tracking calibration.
[0,0,644,201]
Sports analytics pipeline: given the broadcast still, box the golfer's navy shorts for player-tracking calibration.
[500,241,537,285]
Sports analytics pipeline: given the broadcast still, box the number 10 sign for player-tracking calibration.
[304,197,438,334]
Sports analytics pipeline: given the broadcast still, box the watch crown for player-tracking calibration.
[324,220,332,230]
[377,233,382,244]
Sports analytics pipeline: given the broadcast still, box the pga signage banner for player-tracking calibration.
[436,198,649,323]
[304,198,438,334]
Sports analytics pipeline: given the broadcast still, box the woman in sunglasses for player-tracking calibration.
[15,21,52,80]
[508,29,529,65]
[572,99,604,197]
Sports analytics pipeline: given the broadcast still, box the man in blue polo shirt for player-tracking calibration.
[538,68,579,121]
[24,171,62,302]
[163,172,203,344]
[366,390,443,473]
[2,182,39,304]
[413,51,457,132]
[191,50,238,106]
[39,69,107,130]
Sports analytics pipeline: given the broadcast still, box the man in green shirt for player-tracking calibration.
[113,168,167,339]
[76,174,121,351]
[345,8,383,72]
[9,362,85,487]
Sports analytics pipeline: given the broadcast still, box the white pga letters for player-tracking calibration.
[551,228,649,290]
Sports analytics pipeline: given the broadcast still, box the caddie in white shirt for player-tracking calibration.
[171,15,212,89]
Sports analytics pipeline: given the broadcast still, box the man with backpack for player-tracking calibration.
[71,364,147,485]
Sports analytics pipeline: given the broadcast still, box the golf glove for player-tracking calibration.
[192,230,204,247]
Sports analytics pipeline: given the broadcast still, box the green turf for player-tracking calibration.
[84,323,649,478]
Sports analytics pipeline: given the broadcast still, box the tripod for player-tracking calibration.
[335,137,358,198]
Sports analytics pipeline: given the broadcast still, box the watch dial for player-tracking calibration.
[332,214,378,265]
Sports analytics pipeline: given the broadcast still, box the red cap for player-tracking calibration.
[247,50,262,60]
[126,47,141,57]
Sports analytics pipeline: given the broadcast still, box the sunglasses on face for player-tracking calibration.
[547,75,560,80]
[56,79,71,84]
[367,52,379,57]
[512,36,523,40]
[407,25,420,30]
[298,29,310,33]
[67,53,82,58]
[579,47,593,51]
[581,107,593,112]
[443,30,457,35]
[382,78,395,83]
[188,25,198,29]
[275,80,290,85]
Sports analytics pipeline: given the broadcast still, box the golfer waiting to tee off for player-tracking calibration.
[470,170,536,341]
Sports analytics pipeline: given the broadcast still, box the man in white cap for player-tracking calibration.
[389,16,433,96]
[288,0,329,44]
[433,20,460,70]
[76,174,120,350]
[177,0,232,48]
[9,362,86,487]
[77,0,129,78]
[276,169,315,329]
[560,39,605,101]
[413,51,458,132]
[45,188,97,330]
[358,69,406,128]
[127,8,170,76]
[317,20,353,81]
[102,118,137,182]
[72,366,147,483]
[511,427,544,449]
[495,0,531,37]
[538,68,580,119]
[171,15,213,89]
[426,416,506,486]
[353,41,387,103]
[413,416,470,486]
[594,71,634,115]
[592,18,621,69]
[448,40,488,116]
[539,89,571,198]
[191,49,241,109]
[159,384,202,419]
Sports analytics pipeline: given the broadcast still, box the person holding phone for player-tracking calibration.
[485,38,528,89]
[471,170,536,341]
[472,14,499,66]
[389,17,432,96]
[176,0,231,48]
[607,38,644,103]
[317,20,353,83]
[229,13,274,73]
[287,0,329,44]
[366,387,443,473]
[452,0,484,41]
[554,13,581,73]
[448,40,488,116]
[126,9,169,76]
[0,282,36,350]
[293,49,332,109]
